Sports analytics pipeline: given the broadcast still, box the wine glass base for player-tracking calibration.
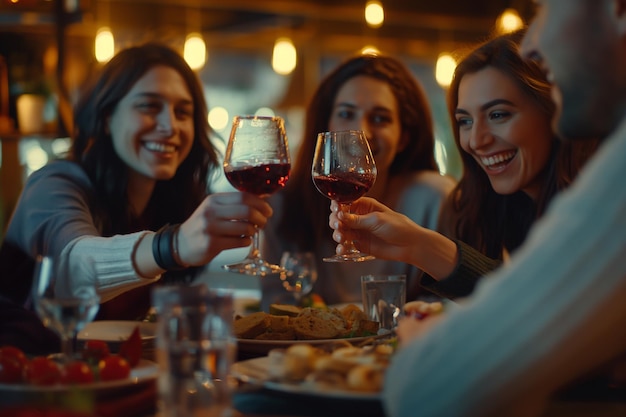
[223,258,285,276]
[323,253,375,262]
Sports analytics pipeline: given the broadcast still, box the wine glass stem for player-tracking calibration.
[340,203,359,255]
[61,334,75,362]
[246,231,261,260]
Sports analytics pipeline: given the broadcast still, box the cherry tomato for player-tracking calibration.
[23,356,62,386]
[0,345,29,367]
[81,340,110,364]
[61,360,94,385]
[0,354,23,383]
[98,355,131,381]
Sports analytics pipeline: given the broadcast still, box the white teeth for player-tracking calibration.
[144,142,176,153]
[480,151,516,168]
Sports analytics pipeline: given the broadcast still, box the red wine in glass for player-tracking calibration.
[312,172,376,204]
[225,163,290,195]
[311,130,377,262]
[223,115,291,276]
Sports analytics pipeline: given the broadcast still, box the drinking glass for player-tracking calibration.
[311,130,377,262]
[279,251,318,305]
[31,256,100,362]
[223,115,291,276]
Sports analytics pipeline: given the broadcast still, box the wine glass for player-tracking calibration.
[311,130,377,262]
[223,115,291,276]
[279,251,318,305]
[32,256,100,362]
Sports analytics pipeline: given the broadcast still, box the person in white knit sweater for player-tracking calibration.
[0,43,273,322]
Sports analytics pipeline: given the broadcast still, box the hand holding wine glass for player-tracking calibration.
[223,115,291,276]
[279,251,318,305]
[312,130,377,262]
[32,256,100,362]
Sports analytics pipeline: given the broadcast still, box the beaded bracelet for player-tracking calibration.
[152,224,186,271]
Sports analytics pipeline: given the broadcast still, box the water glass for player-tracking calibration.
[279,251,318,305]
[361,274,406,332]
[152,284,236,417]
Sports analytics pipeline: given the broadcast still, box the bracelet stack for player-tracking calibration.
[152,224,189,271]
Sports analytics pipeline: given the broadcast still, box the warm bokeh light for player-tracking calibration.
[365,1,384,28]
[208,106,229,131]
[272,37,297,75]
[360,45,380,55]
[95,27,115,63]
[255,107,275,117]
[435,53,456,88]
[497,8,524,34]
[184,33,207,70]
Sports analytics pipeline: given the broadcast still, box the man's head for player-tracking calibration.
[521,0,626,141]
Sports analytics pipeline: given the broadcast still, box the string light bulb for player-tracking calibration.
[435,53,456,88]
[184,33,207,70]
[272,37,297,75]
[95,27,115,63]
[365,1,384,28]
[496,8,524,34]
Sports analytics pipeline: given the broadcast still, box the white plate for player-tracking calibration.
[232,356,381,401]
[237,333,389,355]
[0,359,158,394]
[78,320,156,343]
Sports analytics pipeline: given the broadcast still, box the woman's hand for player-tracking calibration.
[329,197,424,264]
[177,192,273,266]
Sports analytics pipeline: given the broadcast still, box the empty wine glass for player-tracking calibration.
[311,130,377,262]
[279,251,318,305]
[223,115,291,276]
[32,256,100,362]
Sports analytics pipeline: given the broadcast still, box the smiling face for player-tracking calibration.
[108,65,195,186]
[455,67,553,199]
[328,75,407,178]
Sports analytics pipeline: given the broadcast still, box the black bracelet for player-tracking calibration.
[152,224,185,271]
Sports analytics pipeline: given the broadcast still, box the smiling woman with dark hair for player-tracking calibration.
[329,29,599,301]
[0,42,273,325]
[263,53,455,306]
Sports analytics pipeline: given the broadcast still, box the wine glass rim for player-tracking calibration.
[317,129,365,136]
[233,115,284,121]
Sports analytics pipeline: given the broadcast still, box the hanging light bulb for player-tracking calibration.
[272,37,297,75]
[435,53,456,88]
[184,33,207,70]
[496,8,524,34]
[365,1,384,28]
[95,27,115,63]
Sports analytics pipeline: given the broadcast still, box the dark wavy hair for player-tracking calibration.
[70,42,218,236]
[441,29,598,258]
[277,54,440,252]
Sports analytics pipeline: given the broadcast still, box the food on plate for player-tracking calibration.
[118,325,143,367]
[0,325,144,387]
[24,356,63,386]
[268,303,302,317]
[98,355,131,381]
[82,339,110,364]
[61,360,95,384]
[404,300,444,320]
[234,304,379,341]
[268,341,393,393]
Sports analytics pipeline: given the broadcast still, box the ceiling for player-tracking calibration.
[1,0,536,60]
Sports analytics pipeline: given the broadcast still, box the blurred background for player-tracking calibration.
[0,0,535,241]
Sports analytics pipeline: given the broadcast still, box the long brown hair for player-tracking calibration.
[71,42,218,236]
[441,30,598,258]
[277,54,440,253]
